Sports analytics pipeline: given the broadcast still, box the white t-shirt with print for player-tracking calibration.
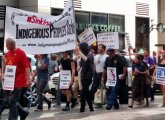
[94,54,108,73]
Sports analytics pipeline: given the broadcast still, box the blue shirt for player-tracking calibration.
[36,58,49,80]
[132,62,147,72]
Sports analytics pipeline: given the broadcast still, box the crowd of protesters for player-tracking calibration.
[1,38,165,120]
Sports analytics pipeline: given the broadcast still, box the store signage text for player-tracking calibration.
[76,23,121,32]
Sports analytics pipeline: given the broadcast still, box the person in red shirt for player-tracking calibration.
[0,37,31,120]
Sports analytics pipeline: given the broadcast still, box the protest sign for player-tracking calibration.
[106,67,117,87]
[156,67,165,85]
[3,65,16,91]
[78,27,96,46]
[97,32,119,49]
[4,0,76,54]
[60,70,71,89]
[125,33,132,49]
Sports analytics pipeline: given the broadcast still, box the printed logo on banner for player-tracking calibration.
[156,67,165,85]
[3,65,17,91]
[97,32,119,49]
[106,67,117,87]
[4,0,76,54]
[60,70,71,89]
[78,27,97,46]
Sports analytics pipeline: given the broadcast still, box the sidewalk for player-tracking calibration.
[1,96,165,120]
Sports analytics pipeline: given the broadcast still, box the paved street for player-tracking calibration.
[1,96,165,120]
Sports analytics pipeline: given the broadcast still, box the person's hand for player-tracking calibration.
[69,80,74,86]
[0,74,4,81]
[26,80,32,87]
[77,65,81,71]
[134,70,140,75]
[120,74,126,80]
[75,45,80,53]
[101,77,104,85]
[1,56,5,62]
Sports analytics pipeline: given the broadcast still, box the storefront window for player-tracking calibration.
[75,12,90,35]
[109,14,125,32]
[136,17,149,50]
[91,13,108,25]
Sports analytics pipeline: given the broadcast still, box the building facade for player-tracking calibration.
[158,0,165,48]
[0,0,158,52]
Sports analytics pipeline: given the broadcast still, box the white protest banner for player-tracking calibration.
[125,33,132,49]
[97,32,119,49]
[78,27,96,46]
[106,67,117,87]
[4,0,76,54]
[3,65,16,91]
[60,70,71,89]
[156,67,165,85]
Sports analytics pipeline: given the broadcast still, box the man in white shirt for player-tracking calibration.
[91,44,108,103]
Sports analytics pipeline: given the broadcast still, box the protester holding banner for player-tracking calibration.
[33,54,52,112]
[153,51,165,107]
[60,51,76,111]
[76,42,94,112]
[0,38,31,120]
[91,44,108,106]
[102,49,127,110]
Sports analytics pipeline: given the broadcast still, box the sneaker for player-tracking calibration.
[34,108,43,112]
[150,98,154,102]
[114,104,119,110]
[90,109,94,112]
[80,109,85,113]
[71,98,77,108]
[106,106,112,110]
[20,111,29,120]
[128,105,133,109]
[62,106,70,111]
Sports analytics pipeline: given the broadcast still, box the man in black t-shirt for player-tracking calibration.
[102,49,127,110]
[76,43,94,113]
[60,51,76,111]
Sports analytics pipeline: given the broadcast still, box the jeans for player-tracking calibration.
[36,79,48,109]
[91,73,102,101]
[106,82,119,108]
[0,90,10,116]
[8,88,22,120]
[80,78,93,111]
[56,82,61,105]
[0,89,28,120]
[19,88,31,107]
[118,79,128,104]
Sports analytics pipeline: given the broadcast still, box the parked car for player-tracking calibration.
[25,55,38,106]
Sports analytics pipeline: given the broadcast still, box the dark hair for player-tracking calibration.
[135,55,141,61]
[144,49,149,53]
[139,55,144,61]
[98,44,106,50]
[42,54,48,58]
[79,42,89,56]
[107,48,115,53]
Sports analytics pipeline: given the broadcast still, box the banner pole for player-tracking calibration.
[1,54,5,88]
[71,0,78,45]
